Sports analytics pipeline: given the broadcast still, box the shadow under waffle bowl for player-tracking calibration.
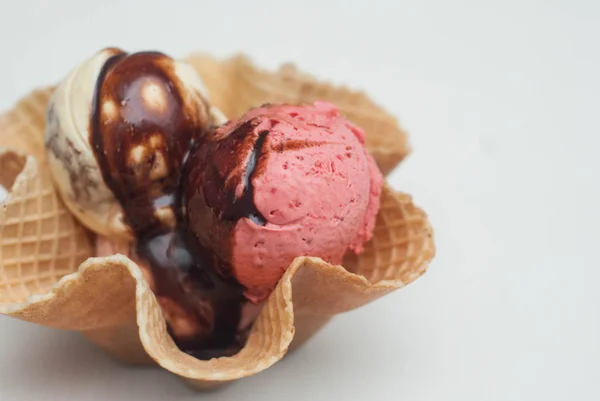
[0,55,434,389]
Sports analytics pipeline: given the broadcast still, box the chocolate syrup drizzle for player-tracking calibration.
[181,120,272,289]
[195,123,269,226]
[89,49,252,359]
[237,131,268,226]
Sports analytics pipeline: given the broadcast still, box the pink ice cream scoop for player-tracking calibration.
[182,101,383,303]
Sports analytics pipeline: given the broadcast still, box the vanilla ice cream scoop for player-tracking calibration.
[45,48,226,239]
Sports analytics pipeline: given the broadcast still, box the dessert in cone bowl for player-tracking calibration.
[0,50,435,388]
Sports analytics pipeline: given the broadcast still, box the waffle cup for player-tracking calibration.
[0,55,435,389]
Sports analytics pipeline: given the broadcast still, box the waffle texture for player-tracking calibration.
[0,87,93,308]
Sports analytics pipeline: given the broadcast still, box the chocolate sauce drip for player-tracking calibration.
[191,123,269,225]
[182,120,272,291]
[89,49,247,359]
[90,50,210,236]
[136,230,245,359]
[233,130,268,226]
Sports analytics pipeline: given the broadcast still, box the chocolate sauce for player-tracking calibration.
[90,49,211,236]
[89,49,247,359]
[240,131,268,225]
[182,120,273,290]
[136,229,245,358]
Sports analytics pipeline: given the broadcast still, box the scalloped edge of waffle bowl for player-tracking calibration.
[185,53,411,175]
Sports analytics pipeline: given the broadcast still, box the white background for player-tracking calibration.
[1,0,599,400]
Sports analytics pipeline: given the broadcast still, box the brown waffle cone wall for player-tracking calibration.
[185,54,411,175]
[0,88,94,308]
[0,55,435,388]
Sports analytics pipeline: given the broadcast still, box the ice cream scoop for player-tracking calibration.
[182,101,384,303]
[44,47,225,239]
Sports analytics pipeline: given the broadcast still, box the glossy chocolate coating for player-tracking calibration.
[90,49,211,236]
[136,230,246,358]
[90,49,247,359]
[182,120,270,280]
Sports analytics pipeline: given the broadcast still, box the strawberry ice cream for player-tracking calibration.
[182,101,383,303]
